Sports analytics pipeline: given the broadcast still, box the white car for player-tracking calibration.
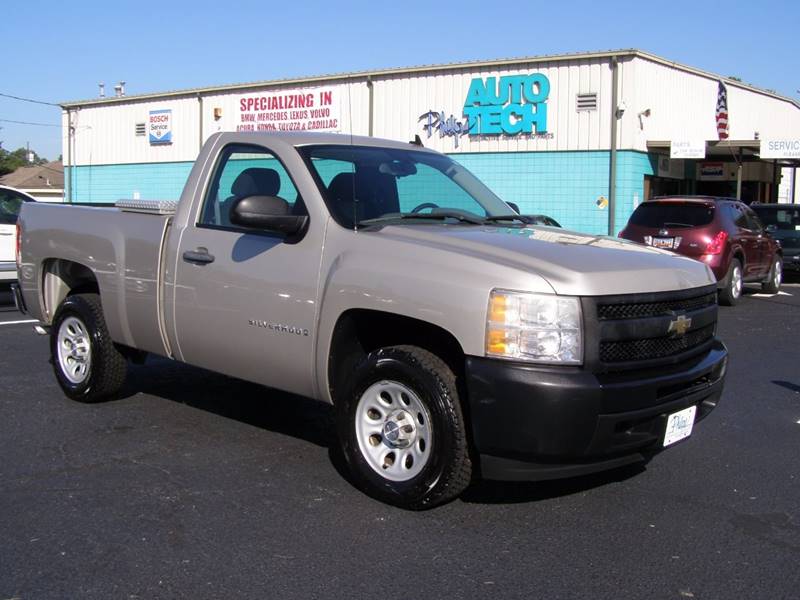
[0,185,36,281]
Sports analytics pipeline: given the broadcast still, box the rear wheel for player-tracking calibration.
[761,256,783,294]
[336,345,472,510]
[719,258,743,306]
[51,293,127,402]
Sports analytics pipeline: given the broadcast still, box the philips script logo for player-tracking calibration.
[419,111,472,147]
[420,73,552,144]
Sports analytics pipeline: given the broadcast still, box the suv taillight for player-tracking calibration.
[15,221,22,267]
[705,230,728,255]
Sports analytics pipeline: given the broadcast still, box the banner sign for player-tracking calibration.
[760,139,800,159]
[237,87,340,133]
[699,162,725,180]
[148,109,172,144]
[670,140,705,159]
[421,73,553,146]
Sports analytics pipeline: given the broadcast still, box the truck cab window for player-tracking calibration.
[200,146,303,228]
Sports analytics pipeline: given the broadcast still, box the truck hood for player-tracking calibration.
[370,224,716,296]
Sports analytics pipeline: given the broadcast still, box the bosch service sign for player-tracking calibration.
[148,109,172,144]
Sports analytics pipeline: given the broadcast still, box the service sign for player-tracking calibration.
[670,140,705,159]
[237,87,340,133]
[760,139,800,159]
[148,109,172,144]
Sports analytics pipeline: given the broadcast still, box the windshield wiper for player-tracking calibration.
[483,214,533,224]
[358,211,485,227]
[661,222,694,228]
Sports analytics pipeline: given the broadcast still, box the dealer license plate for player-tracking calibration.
[652,237,675,249]
[663,405,697,447]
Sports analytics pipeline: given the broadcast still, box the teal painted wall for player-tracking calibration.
[67,150,658,236]
[66,162,194,203]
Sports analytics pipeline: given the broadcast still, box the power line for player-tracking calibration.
[0,92,60,107]
[0,118,61,127]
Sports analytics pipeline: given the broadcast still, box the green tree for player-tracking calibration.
[0,146,48,176]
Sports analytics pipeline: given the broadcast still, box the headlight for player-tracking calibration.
[485,289,583,364]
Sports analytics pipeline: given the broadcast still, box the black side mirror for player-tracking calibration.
[507,202,521,214]
[231,195,308,235]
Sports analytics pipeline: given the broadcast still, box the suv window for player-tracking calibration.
[753,206,800,230]
[200,145,304,228]
[743,206,764,232]
[727,204,750,229]
[0,189,29,225]
[628,202,715,228]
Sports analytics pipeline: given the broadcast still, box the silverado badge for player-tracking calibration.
[668,315,692,336]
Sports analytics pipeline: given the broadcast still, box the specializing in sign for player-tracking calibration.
[670,140,705,159]
[421,73,553,146]
[237,87,340,133]
[760,139,800,159]
[148,109,172,144]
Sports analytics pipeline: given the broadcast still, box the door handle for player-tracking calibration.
[182,247,215,265]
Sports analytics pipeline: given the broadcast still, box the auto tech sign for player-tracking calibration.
[148,109,172,144]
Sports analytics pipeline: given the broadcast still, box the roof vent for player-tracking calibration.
[135,122,146,136]
[576,93,598,112]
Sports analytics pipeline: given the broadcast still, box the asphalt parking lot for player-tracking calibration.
[1,279,799,600]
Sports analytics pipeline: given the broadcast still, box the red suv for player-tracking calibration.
[619,196,783,305]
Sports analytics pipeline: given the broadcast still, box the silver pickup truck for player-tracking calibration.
[14,132,728,509]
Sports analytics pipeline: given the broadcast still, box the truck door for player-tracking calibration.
[170,143,319,398]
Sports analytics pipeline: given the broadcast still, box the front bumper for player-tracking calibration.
[465,340,727,481]
[784,251,800,272]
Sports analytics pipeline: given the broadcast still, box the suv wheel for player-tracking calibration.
[719,258,743,306]
[336,345,472,510]
[51,293,127,402]
[761,256,783,294]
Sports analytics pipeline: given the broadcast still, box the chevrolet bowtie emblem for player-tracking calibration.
[668,315,692,336]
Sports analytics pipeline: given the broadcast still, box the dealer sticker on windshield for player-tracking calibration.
[663,405,697,447]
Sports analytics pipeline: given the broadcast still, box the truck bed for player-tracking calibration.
[18,203,172,356]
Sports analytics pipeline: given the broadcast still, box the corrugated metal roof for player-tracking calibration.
[60,48,800,110]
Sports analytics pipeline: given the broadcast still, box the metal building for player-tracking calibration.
[60,49,800,235]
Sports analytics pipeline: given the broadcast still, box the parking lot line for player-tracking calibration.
[0,319,38,326]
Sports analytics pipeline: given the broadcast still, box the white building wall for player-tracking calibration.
[63,97,200,166]
[372,58,612,154]
[63,53,800,167]
[620,57,800,151]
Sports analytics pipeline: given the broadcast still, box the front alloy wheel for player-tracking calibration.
[337,345,472,509]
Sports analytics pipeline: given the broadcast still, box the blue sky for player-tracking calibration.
[2,0,798,161]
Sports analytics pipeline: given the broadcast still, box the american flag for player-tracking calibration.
[716,80,729,140]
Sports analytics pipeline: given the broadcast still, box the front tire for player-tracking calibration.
[719,258,743,306]
[336,345,472,509]
[51,293,127,402]
[761,256,783,294]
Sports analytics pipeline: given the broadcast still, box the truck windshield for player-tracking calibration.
[298,144,515,228]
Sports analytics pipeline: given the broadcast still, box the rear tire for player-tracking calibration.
[336,345,472,510]
[719,258,743,306]
[51,293,127,402]
[761,256,783,294]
